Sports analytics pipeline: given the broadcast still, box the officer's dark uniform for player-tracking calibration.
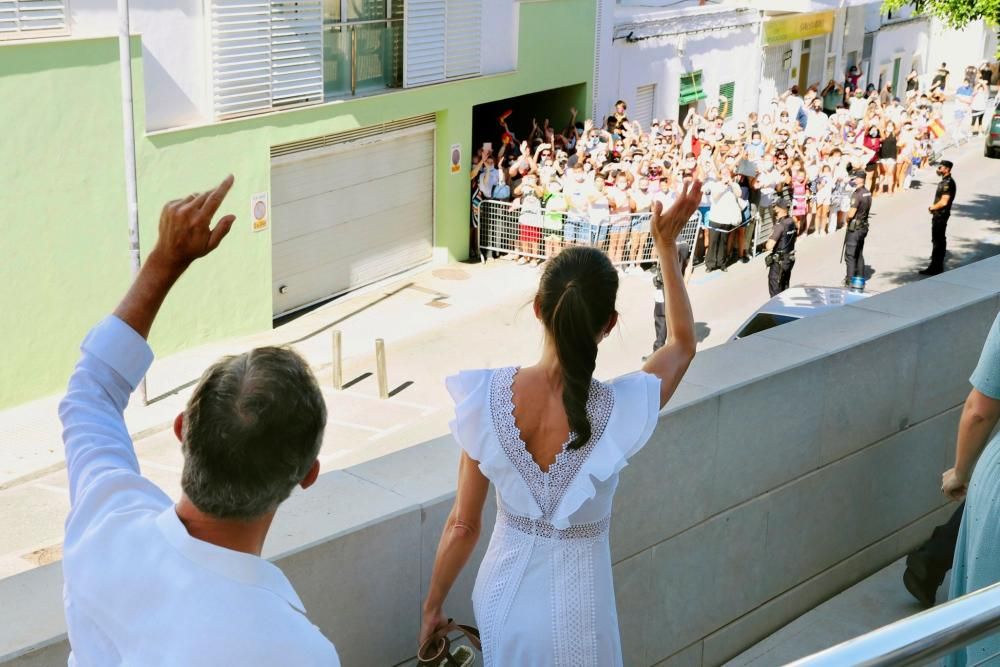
[927,166,957,274]
[767,212,797,297]
[650,242,691,354]
[844,180,872,283]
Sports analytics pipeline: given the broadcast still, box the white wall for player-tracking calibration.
[602,21,760,123]
[481,0,517,76]
[69,0,208,132]
[870,17,930,91]
[926,18,998,91]
[7,256,1000,667]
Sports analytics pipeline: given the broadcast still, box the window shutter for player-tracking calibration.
[270,1,323,107]
[679,71,706,105]
[719,81,735,119]
[0,0,67,38]
[633,84,655,129]
[210,0,323,119]
[404,0,446,86]
[404,0,481,88]
[444,0,481,79]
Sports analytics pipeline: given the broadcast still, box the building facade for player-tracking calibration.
[0,0,597,409]
[597,1,761,125]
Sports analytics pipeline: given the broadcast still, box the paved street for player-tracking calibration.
[1,142,998,579]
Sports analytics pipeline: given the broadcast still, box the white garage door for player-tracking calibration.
[271,126,435,316]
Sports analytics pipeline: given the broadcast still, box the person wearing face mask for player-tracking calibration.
[919,160,956,276]
[747,131,765,162]
[704,168,743,272]
[563,165,591,247]
[627,177,654,270]
[863,126,882,196]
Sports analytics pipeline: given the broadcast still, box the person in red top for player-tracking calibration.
[863,126,882,195]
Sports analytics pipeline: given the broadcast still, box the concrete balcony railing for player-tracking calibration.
[3,256,999,667]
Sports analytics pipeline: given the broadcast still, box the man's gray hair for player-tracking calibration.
[181,347,327,520]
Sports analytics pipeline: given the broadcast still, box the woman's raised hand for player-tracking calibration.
[651,179,703,246]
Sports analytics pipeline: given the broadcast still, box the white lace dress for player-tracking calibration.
[446,366,661,667]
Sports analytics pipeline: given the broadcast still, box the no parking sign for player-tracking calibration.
[251,192,268,232]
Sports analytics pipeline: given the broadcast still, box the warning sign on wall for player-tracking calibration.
[251,192,268,233]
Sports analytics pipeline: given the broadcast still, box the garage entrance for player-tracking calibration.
[270,115,435,317]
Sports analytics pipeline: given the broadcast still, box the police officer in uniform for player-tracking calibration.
[765,195,797,296]
[843,171,872,286]
[920,159,957,276]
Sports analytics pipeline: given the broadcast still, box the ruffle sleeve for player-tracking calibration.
[445,369,543,520]
[551,371,661,528]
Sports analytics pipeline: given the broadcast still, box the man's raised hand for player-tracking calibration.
[652,179,703,246]
[152,175,237,273]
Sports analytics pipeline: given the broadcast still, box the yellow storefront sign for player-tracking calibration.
[763,11,835,46]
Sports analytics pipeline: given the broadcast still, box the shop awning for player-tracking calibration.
[679,71,707,105]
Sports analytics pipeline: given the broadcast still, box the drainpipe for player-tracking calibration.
[117,0,147,405]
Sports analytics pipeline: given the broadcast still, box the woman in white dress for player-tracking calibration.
[419,180,705,666]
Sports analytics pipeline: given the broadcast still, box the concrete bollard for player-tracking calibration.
[375,338,389,399]
[331,330,343,390]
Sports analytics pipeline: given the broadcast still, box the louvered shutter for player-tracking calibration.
[633,84,655,129]
[444,0,481,79]
[210,0,323,119]
[718,81,735,119]
[0,0,67,38]
[270,1,323,107]
[404,0,481,88]
[404,0,446,86]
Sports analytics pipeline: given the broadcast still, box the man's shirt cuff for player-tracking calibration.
[80,316,154,390]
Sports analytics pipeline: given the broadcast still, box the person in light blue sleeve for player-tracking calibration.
[59,176,340,666]
[942,312,1000,666]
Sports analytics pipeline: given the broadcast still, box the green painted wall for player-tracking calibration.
[0,38,133,410]
[0,0,595,409]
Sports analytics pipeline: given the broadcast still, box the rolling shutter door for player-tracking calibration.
[271,125,435,316]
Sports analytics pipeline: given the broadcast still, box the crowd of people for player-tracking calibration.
[469,61,995,277]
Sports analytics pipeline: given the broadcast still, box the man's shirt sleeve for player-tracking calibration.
[59,315,154,508]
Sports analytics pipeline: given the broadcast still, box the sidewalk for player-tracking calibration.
[1,141,997,579]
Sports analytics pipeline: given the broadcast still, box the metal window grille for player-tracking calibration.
[0,0,68,40]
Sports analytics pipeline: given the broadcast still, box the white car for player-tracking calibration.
[730,286,874,341]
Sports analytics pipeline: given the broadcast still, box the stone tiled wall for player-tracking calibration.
[3,258,998,667]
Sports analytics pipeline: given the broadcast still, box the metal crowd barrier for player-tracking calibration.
[478,199,704,267]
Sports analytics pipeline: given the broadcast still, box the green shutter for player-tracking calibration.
[679,71,706,105]
[719,82,735,118]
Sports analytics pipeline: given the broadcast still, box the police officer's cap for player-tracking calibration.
[773,196,792,210]
[939,160,954,170]
[850,170,866,181]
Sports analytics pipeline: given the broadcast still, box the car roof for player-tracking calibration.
[755,285,874,320]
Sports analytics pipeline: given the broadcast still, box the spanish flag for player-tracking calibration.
[928,119,945,139]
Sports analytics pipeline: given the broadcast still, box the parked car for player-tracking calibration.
[985,109,1000,158]
[730,286,874,341]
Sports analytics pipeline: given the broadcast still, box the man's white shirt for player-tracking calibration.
[59,316,340,667]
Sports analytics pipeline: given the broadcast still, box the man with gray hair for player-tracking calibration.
[59,176,340,665]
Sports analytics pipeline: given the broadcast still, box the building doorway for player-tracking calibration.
[798,40,811,91]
